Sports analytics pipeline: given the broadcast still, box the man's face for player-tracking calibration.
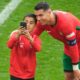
[35,9,50,25]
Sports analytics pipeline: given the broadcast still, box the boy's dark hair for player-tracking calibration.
[34,2,50,11]
[24,13,37,23]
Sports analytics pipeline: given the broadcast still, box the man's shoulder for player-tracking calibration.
[53,10,70,18]
[53,10,68,14]
[54,10,71,23]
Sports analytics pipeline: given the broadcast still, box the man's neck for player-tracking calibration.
[49,11,57,26]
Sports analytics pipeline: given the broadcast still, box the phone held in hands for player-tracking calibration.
[20,22,27,29]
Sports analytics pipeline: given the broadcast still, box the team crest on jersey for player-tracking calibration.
[20,42,24,48]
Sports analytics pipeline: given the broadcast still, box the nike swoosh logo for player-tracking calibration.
[47,31,51,33]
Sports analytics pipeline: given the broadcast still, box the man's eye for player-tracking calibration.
[38,14,43,17]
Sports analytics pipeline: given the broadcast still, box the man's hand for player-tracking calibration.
[73,70,80,80]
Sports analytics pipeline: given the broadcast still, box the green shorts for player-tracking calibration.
[63,54,80,72]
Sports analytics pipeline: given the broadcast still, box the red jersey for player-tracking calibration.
[32,11,80,64]
[7,30,41,79]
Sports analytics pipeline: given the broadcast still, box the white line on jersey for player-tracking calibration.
[66,32,75,38]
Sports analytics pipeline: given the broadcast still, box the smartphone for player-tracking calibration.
[20,22,26,28]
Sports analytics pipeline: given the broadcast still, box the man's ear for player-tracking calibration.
[47,9,52,14]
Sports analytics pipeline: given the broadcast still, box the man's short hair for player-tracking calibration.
[34,2,50,11]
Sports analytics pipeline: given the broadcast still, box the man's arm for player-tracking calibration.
[30,35,41,52]
[32,22,45,36]
[58,12,79,64]
[59,16,80,78]
[24,30,41,52]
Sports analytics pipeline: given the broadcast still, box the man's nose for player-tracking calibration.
[37,16,41,21]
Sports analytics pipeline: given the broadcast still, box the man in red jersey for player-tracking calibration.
[32,2,80,80]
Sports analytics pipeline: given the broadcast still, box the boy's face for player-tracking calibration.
[24,17,36,32]
[35,9,51,25]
